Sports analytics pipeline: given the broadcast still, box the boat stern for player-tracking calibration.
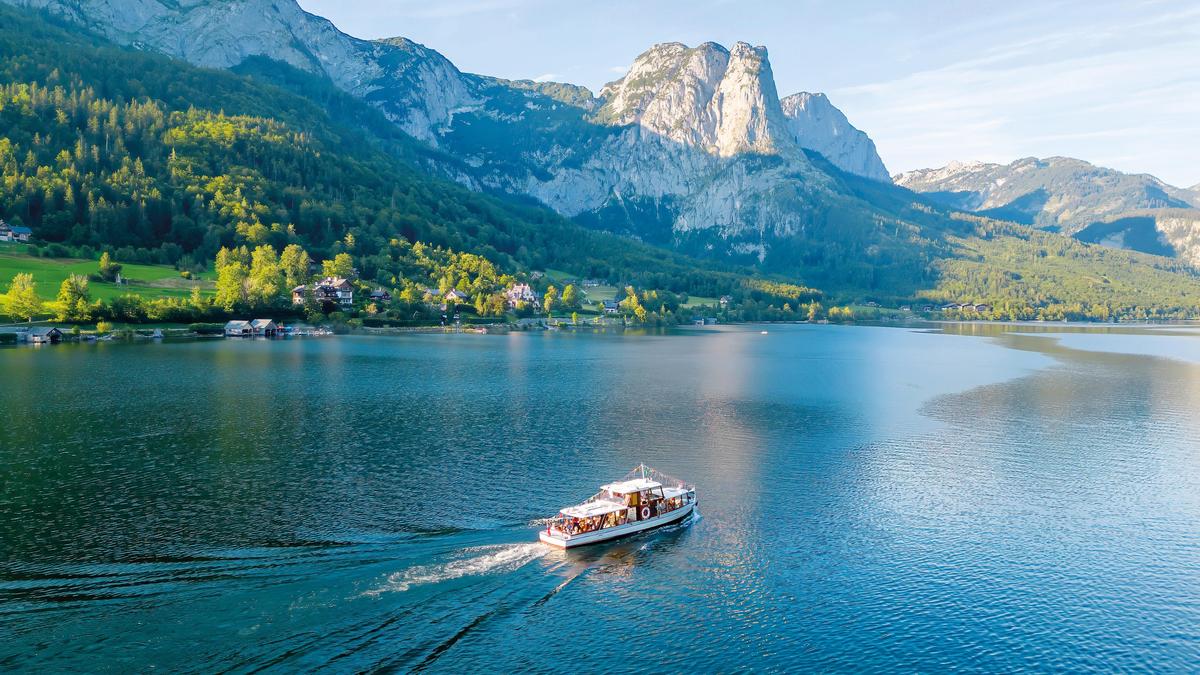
[538,530,570,548]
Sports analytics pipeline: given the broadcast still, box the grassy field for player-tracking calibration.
[580,285,618,303]
[682,295,718,308]
[0,245,213,301]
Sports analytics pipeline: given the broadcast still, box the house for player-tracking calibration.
[973,303,992,313]
[224,320,252,337]
[505,283,537,308]
[0,221,10,242]
[602,299,620,314]
[29,327,63,344]
[293,277,354,308]
[865,301,880,308]
[582,279,604,288]
[719,295,733,308]
[10,226,32,242]
[320,277,354,307]
[941,303,961,311]
[369,288,392,303]
[250,319,281,337]
[443,289,468,306]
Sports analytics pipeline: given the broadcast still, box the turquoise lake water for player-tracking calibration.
[1,324,1198,671]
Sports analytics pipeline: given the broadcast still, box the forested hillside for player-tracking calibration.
[0,5,761,300]
[3,4,1200,323]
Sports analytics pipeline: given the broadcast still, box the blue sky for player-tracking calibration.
[297,0,1200,187]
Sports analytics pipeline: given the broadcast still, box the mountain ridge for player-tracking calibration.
[895,156,1200,264]
[0,0,898,270]
[781,92,891,183]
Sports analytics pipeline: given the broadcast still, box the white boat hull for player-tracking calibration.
[539,502,695,548]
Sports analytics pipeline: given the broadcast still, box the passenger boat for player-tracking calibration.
[539,464,697,548]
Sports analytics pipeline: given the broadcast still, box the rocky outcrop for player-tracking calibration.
[780,92,890,182]
[596,42,793,157]
[445,40,829,254]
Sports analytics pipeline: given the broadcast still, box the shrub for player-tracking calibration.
[188,323,224,335]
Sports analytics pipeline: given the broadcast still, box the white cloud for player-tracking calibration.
[835,4,1200,185]
[532,73,559,83]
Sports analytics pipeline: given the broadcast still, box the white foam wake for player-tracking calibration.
[364,543,549,595]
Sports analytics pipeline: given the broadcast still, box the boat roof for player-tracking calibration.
[601,478,661,494]
[561,499,625,519]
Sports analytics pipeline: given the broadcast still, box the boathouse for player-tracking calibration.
[250,319,281,337]
[29,327,63,344]
[223,320,252,337]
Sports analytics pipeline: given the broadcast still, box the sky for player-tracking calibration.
[296,0,1200,187]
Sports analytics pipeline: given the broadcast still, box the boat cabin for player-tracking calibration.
[551,477,691,537]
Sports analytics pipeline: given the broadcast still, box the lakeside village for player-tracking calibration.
[0,232,1011,346]
[1,238,830,346]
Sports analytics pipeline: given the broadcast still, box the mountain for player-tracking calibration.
[780,92,890,183]
[6,1,1200,320]
[3,0,475,144]
[1,0,880,272]
[894,157,1200,264]
[0,3,766,303]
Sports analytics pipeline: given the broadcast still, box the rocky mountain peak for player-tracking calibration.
[780,91,890,182]
[0,0,476,142]
[597,40,791,157]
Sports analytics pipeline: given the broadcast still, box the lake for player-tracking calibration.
[2,324,1199,671]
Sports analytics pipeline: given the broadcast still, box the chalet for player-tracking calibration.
[719,295,733,308]
[29,327,63,344]
[443,289,469,306]
[505,283,537,308]
[250,319,281,337]
[602,299,620,314]
[369,288,392,303]
[10,226,32,242]
[0,221,10,241]
[292,277,354,308]
[973,303,993,313]
[224,320,252,337]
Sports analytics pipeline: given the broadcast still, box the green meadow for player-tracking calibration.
[0,246,213,302]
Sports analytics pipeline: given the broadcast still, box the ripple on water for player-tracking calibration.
[1,328,1199,671]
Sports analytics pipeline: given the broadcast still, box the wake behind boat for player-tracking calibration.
[539,464,697,548]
